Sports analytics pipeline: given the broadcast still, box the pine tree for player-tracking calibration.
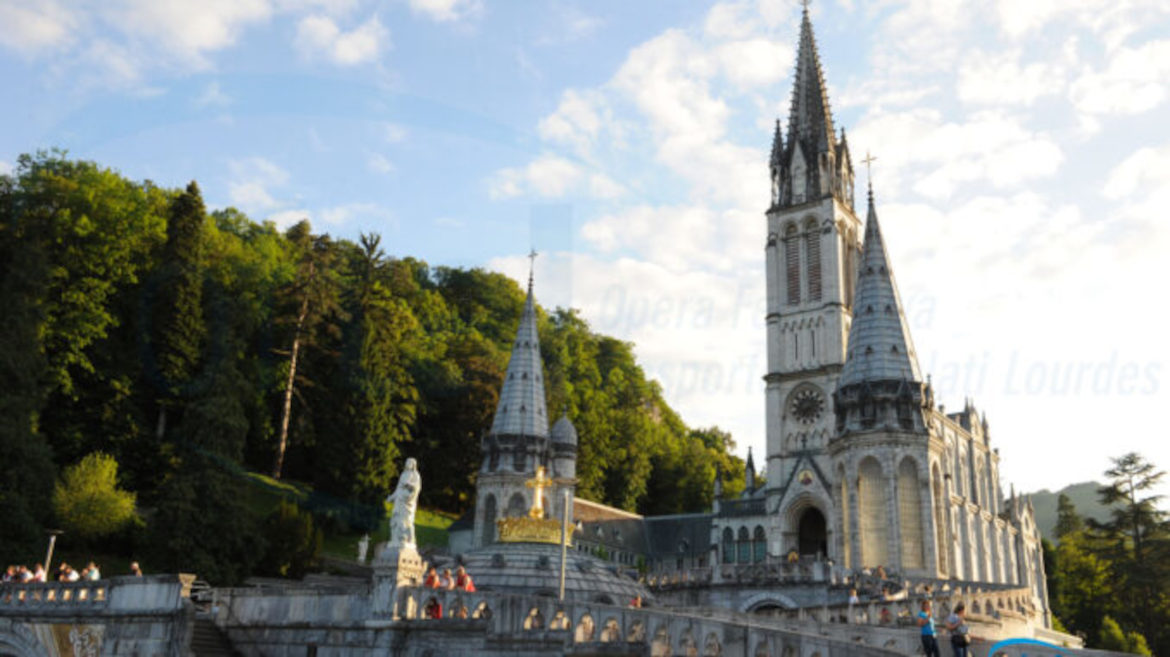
[316,234,418,529]
[1054,493,1084,539]
[147,182,207,440]
[1089,453,1169,654]
[271,220,342,479]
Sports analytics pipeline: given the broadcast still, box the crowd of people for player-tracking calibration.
[421,564,477,619]
[1,561,143,584]
[918,599,972,657]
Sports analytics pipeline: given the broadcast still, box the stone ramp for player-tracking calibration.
[192,617,240,657]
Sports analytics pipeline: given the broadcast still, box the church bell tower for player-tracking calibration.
[763,6,862,555]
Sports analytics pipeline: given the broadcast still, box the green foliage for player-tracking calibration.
[1054,493,1083,539]
[258,501,322,579]
[0,151,745,582]
[52,452,137,540]
[1098,616,1153,656]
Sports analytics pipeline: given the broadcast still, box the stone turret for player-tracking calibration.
[833,188,932,436]
[473,265,575,547]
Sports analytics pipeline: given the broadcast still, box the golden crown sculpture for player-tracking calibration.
[497,466,572,546]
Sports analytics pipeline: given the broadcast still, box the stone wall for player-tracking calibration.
[0,574,195,657]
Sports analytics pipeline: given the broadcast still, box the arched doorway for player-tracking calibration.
[798,507,827,557]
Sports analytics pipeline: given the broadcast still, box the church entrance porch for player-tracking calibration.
[798,508,827,558]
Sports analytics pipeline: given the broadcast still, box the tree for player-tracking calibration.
[1098,616,1153,656]
[257,501,323,579]
[271,220,342,479]
[1054,493,1083,539]
[147,181,207,440]
[52,452,137,540]
[1051,531,1116,641]
[1088,453,1169,654]
[316,234,419,529]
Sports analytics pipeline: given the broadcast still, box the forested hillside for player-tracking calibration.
[0,152,745,583]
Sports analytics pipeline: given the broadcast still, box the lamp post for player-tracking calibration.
[44,530,63,575]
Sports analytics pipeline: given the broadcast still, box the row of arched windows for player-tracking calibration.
[721,526,766,564]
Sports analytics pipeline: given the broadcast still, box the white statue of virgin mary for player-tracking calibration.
[387,458,421,550]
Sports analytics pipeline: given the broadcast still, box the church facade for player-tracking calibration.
[451,6,1049,620]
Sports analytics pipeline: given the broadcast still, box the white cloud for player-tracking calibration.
[490,154,626,201]
[265,209,311,230]
[228,157,290,212]
[383,122,408,143]
[0,0,76,53]
[367,153,395,174]
[1103,145,1170,200]
[852,109,1063,200]
[407,0,481,23]
[195,80,232,107]
[0,160,12,176]
[296,14,388,66]
[111,0,272,66]
[713,38,792,89]
[957,50,1065,106]
[538,90,608,159]
[1070,39,1170,118]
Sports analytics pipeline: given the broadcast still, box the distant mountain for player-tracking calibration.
[1025,481,1113,542]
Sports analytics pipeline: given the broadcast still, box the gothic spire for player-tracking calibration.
[489,264,550,438]
[769,119,784,171]
[838,189,922,387]
[744,447,756,492]
[787,5,836,158]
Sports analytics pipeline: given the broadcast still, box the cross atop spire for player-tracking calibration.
[527,248,538,292]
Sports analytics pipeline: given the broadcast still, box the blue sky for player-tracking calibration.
[2,0,1169,495]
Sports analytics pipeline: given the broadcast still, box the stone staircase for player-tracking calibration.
[191,617,239,657]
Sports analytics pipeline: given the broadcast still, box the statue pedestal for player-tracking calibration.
[371,545,425,619]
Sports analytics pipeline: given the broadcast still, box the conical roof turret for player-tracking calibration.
[489,270,549,438]
[839,188,922,387]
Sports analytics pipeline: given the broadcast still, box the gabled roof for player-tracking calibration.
[839,189,923,388]
[488,273,549,438]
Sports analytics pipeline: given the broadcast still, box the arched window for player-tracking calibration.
[897,458,925,570]
[507,492,527,518]
[932,463,948,575]
[839,466,852,568]
[753,526,766,563]
[722,528,734,564]
[858,457,889,567]
[785,224,801,305]
[805,222,822,301]
[481,495,497,545]
[737,527,750,564]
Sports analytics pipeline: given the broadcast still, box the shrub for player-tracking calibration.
[52,452,137,540]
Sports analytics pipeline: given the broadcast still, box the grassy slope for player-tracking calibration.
[242,472,457,559]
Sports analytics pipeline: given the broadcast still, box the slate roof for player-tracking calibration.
[644,513,714,560]
[839,189,923,387]
[455,542,649,604]
[488,275,549,438]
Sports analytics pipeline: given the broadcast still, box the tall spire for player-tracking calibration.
[787,5,836,158]
[489,263,549,438]
[772,6,852,209]
[838,190,922,387]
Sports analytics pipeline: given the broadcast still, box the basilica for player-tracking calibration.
[449,5,1050,621]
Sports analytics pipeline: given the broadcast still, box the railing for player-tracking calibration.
[0,581,109,608]
[387,586,905,657]
[645,558,836,589]
[0,574,194,615]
